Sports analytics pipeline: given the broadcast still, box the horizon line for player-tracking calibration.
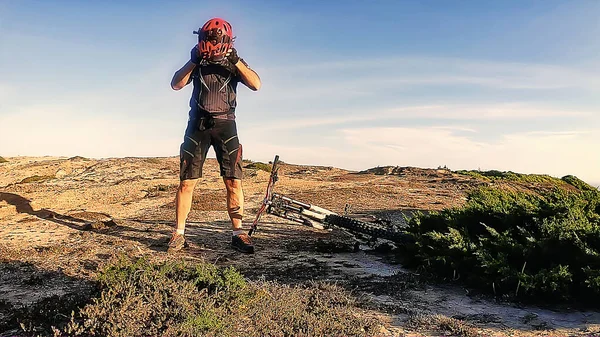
[2,154,599,188]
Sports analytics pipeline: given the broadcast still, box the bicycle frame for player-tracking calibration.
[249,155,412,245]
[266,193,335,230]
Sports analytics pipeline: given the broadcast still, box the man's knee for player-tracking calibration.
[179,179,198,194]
[224,178,243,215]
[224,178,242,192]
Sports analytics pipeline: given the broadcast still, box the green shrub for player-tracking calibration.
[244,161,272,172]
[63,256,378,337]
[0,156,7,163]
[562,175,597,191]
[68,156,90,161]
[145,184,176,197]
[455,169,565,186]
[407,314,479,337]
[400,185,600,304]
[144,157,162,164]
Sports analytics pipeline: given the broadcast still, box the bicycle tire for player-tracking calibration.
[249,155,280,236]
[324,214,413,244]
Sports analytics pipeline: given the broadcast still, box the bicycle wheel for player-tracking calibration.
[324,214,413,244]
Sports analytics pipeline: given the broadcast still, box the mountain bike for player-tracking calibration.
[249,155,413,246]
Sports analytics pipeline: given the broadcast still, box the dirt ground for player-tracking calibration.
[1,156,599,337]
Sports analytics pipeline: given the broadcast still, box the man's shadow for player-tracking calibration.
[0,192,79,225]
[0,192,171,252]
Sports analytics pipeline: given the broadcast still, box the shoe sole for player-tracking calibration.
[231,244,254,254]
[167,241,188,253]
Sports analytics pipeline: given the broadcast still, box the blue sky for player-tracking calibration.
[1,0,599,186]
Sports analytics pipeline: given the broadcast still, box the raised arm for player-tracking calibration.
[171,61,196,90]
[171,47,200,90]
[228,49,261,91]
[235,60,261,91]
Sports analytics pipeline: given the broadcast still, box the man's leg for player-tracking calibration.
[211,119,252,253]
[168,178,198,253]
[224,177,243,229]
[225,177,254,254]
[176,178,199,231]
[169,118,208,253]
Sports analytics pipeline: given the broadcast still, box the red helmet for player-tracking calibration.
[193,18,234,62]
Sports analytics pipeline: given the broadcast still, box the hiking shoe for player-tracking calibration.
[231,233,254,254]
[167,233,188,253]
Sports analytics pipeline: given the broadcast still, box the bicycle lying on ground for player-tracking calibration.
[249,155,413,247]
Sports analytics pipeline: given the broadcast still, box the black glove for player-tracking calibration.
[226,48,240,65]
[190,46,201,65]
[209,53,237,73]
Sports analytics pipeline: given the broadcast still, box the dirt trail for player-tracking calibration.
[1,156,599,336]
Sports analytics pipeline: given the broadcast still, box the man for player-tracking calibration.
[168,17,261,254]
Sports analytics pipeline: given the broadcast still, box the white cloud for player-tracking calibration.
[240,125,600,186]
[384,103,594,120]
[262,56,600,91]
[243,103,594,133]
[0,104,184,158]
[337,127,600,184]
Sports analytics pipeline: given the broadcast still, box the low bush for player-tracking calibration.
[144,157,163,164]
[62,256,378,337]
[400,183,600,304]
[0,156,7,163]
[68,156,89,161]
[244,161,272,173]
[455,169,568,186]
[562,175,597,191]
[145,184,177,197]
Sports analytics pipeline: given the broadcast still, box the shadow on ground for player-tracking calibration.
[0,192,173,252]
[0,260,97,336]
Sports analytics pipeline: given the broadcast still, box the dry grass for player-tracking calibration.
[407,314,480,337]
[59,256,381,337]
[19,175,55,184]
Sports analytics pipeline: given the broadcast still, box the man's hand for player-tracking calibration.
[171,47,200,90]
[226,48,240,65]
[228,49,261,91]
[190,46,201,65]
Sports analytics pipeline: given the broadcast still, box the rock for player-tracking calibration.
[0,202,17,217]
[29,200,42,211]
[68,211,112,222]
[82,219,117,231]
[55,169,68,178]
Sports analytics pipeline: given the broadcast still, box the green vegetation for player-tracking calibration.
[145,184,177,197]
[457,169,598,192]
[400,181,600,304]
[19,175,55,183]
[244,161,272,173]
[62,256,378,337]
[144,157,163,164]
[68,156,90,161]
[0,156,7,163]
[562,175,598,191]
[455,169,570,186]
[408,314,479,337]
